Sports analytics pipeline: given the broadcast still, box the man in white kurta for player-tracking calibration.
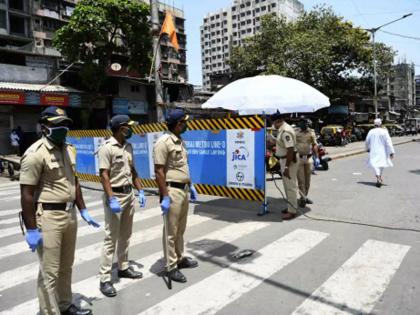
[365,118,395,187]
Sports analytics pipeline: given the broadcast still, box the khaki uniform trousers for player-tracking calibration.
[279,158,298,214]
[163,186,189,270]
[36,207,77,314]
[297,159,312,199]
[99,192,135,282]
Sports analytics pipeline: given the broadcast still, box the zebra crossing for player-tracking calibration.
[0,180,414,314]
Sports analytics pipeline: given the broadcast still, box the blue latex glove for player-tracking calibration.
[314,158,321,167]
[80,208,100,228]
[138,190,146,208]
[160,196,171,215]
[108,197,122,213]
[25,229,42,252]
[190,184,198,201]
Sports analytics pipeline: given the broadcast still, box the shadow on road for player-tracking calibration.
[409,169,420,175]
[357,181,388,188]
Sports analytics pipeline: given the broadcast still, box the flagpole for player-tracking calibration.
[151,0,165,123]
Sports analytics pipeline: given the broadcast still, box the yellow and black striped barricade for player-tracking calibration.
[67,116,267,212]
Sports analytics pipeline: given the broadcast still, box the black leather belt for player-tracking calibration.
[167,182,189,190]
[299,154,312,158]
[112,185,133,194]
[42,202,74,211]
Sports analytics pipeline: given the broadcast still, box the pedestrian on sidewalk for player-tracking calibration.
[296,117,319,207]
[271,111,299,220]
[153,109,199,283]
[365,118,395,187]
[10,129,20,155]
[20,106,98,315]
[98,114,146,297]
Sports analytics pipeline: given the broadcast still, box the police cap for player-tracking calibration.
[166,109,189,125]
[110,115,138,129]
[40,106,73,125]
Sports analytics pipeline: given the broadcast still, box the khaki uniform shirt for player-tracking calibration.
[20,137,77,203]
[153,132,190,183]
[275,122,297,157]
[98,137,134,187]
[296,128,317,155]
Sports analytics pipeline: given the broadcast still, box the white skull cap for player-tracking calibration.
[374,118,382,126]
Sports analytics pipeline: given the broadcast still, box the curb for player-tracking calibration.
[330,138,419,161]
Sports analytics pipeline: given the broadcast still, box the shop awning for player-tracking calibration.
[0,82,82,93]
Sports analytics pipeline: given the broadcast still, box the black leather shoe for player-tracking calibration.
[100,281,117,297]
[118,266,143,279]
[168,268,187,283]
[298,198,306,208]
[61,304,92,315]
[177,257,198,269]
[305,198,313,204]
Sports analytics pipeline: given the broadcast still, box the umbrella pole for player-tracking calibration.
[258,114,268,216]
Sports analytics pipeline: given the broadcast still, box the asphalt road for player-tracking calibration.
[0,141,419,314]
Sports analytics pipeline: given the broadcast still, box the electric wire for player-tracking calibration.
[379,30,420,41]
[271,173,420,233]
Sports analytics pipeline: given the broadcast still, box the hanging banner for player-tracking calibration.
[226,129,255,189]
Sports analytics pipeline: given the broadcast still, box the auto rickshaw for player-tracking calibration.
[319,125,344,146]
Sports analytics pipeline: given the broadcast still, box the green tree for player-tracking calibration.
[53,0,151,92]
[229,7,395,100]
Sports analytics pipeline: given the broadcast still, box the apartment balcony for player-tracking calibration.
[36,8,60,20]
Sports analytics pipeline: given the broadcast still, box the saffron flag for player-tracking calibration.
[160,12,179,51]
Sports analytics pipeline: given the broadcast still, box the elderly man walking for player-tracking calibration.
[365,118,395,187]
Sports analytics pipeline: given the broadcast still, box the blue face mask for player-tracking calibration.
[46,126,69,144]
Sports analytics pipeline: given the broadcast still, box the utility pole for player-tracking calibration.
[366,13,413,119]
[151,0,165,122]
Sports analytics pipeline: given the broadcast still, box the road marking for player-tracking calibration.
[139,229,329,315]
[3,220,271,313]
[0,208,210,292]
[0,195,21,202]
[292,240,410,315]
[0,200,104,226]
[0,205,161,261]
[331,178,338,181]
[0,189,19,197]
[0,201,105,238]
[352,172,362,175]
[0,182,19,189]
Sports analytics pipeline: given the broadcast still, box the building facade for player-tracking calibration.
[378,63,416,119]
[0,0,188,154]
[200,0,304,91]
[415,74,420,108]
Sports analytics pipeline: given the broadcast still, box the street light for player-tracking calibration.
[366,13,413,118]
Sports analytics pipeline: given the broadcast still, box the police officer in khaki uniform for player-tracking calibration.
[20,106,98,315]
[153,109,198,283]
[271,112,299,220]
[98,115,146,297]
[296,117,320,207]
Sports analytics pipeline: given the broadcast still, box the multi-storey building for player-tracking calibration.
[379,63,416,118]
[0,0,188,154]
[201,0,304,91]
[415,74,420,107]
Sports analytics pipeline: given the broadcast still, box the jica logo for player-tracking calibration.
[231,146,249,161]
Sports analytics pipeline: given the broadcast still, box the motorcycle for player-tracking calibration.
[316,143,331,170]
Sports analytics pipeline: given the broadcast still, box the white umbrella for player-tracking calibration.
[202,75,330,115]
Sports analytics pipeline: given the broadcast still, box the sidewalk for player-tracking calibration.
[326,135,419,160]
